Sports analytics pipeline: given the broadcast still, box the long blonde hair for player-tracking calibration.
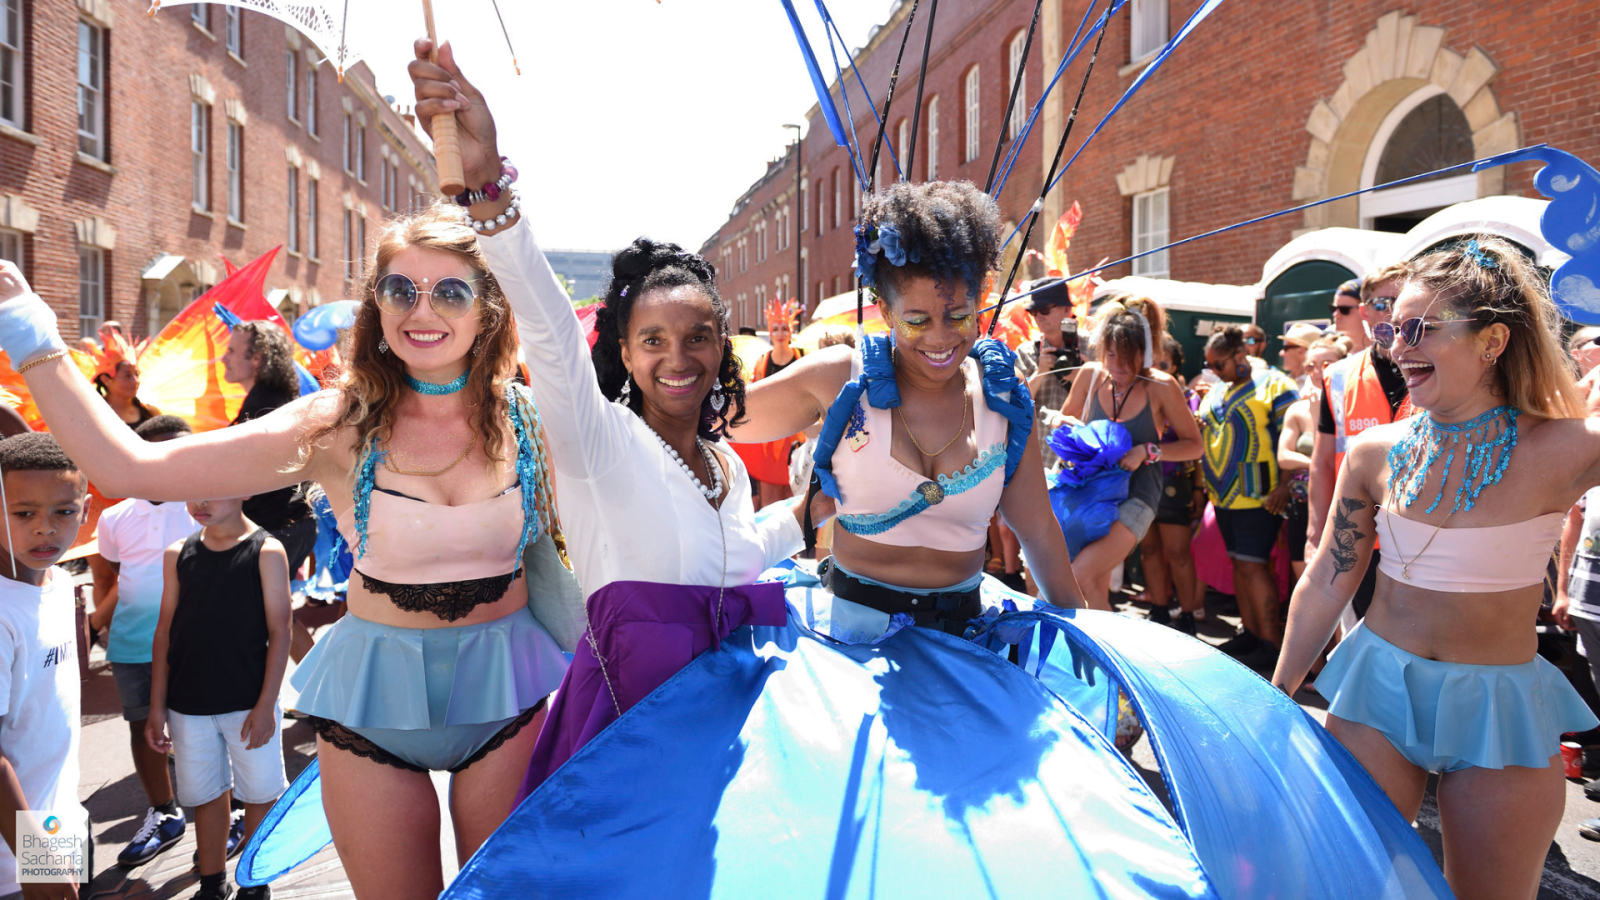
[1407,234,1583,420]
[303,204,521,466]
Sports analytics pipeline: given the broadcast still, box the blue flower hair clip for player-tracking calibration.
[1462,239,1499,270]
[852,223,909,290]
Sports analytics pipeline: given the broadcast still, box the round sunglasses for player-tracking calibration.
[373,273,478,319]
[1372,317,1446,351]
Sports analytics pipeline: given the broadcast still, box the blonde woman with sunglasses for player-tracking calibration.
[1276,236,1598,900]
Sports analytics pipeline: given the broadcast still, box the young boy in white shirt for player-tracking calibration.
[88,416,207,868]
[0,433,89,900]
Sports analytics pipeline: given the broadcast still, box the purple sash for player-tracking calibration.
[518,579,788,799]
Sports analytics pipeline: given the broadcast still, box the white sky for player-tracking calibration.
[349,1,890,252]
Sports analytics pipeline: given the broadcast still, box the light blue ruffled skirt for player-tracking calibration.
[290,607,568,771]
[1318,623,1597,773]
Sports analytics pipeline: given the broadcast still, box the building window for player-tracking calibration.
[305,63,318,136]
[355,126,365,181]
[307,177,318,258]
[781,204,791,251]
[0,228,23,273]
[964,67,981,163]
[1008,32,1027,140]
[342,209,354,280]
[190,101,208,209]
[1131,0,1166,61]
[77,21,106,160]
[799,182,807,233]
[831,169,839,229]
[285,51,298,121]
[386,159,398,210]
[757,220,767,263]
[191,3,207,28]
[897,119,909,180]
[226,122,243,221]
[0,0,22,129]
[815,179,824,236]
[287,166,299,253]
[926,96,939,180]
[78,248,104,337]
[738,236,747,273]
[342,113,352,173]
[224,6,241,55]
[832,275,839,297]
[1132,188,1169,278]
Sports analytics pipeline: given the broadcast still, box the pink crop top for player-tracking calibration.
[830,361,1008,552]
[1374,506,1563,592]
[336,486,525,585]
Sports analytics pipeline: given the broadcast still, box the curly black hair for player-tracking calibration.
[0,432,79,474]
[236,320,300,400]
[860,180,1002,304]
[133,415,192,441]
[592,238,746,439]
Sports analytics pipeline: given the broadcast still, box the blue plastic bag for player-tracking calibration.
[1047,420,1132,557]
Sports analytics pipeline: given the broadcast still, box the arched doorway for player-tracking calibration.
[1358,89,1477,233]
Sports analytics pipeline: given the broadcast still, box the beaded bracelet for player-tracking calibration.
[17,348,68,373]
[453,157,519,207]
[469,187,523,233]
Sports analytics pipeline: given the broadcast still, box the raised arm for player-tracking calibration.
[729,345,852,444]
[410,39,628,481]
[0,264,326,502]
[1272,438,1380,695]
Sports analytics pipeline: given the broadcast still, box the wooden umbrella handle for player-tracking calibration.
[422,0,466,195]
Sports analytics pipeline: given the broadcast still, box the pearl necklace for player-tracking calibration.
[650,429,724,501]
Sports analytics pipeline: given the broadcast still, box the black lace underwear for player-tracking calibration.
[308,698,545,774]
[357,569,519,622]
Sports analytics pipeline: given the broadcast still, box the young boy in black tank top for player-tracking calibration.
[146,497,291,900]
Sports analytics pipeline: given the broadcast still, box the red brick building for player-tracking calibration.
[706,0,1600,319]
[0,0,436,342]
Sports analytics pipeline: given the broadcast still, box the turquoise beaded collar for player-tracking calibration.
[1386,404,1517,514]
[405,371,469,395]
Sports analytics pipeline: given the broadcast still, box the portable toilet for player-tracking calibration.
[1257,227,1408,343]
[1094,276,1258,381]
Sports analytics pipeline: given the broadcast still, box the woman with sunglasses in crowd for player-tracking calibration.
[0,205,573,898]
[1275,237,1598,900]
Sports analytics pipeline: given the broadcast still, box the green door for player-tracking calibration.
[1260,260,1356,352]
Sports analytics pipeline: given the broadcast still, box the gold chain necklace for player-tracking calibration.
[383,435,476,477]
[1383,504,1455,580]
[897,384,970,458]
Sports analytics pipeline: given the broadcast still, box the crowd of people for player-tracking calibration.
[0,38,1597,900]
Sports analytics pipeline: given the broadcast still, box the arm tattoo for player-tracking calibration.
[1329,497,1367,584]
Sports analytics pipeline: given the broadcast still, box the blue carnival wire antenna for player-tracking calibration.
[813,0,903,185]
[986,0,1117,336]
[900,0,940,182]
[984,0,1044,193]
[779,0,865,184]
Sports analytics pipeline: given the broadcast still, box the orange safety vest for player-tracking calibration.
[1323,348,1412,473]
[731,348,807,487]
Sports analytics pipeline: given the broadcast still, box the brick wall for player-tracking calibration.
[707,0,1600,305]
[0,1,436,342]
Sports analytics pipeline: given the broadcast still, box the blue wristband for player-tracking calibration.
[0,293,67,366]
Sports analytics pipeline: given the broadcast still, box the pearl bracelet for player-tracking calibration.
[469,188,522,233]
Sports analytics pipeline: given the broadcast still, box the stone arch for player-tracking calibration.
[1292,10,1520,234]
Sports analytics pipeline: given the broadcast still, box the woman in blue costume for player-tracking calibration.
[0,207,570,899]
[1275,237,1600,900]
[731,180,1088,630]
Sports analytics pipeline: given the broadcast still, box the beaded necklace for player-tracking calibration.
[405,371,469,395]
[1386,404,1518,515]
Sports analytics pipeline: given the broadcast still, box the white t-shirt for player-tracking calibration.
[97,499,198,664]
[0,570,84,895]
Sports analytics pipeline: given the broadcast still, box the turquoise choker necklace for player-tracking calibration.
[1386,404,1518,514]
[404,371,469,395]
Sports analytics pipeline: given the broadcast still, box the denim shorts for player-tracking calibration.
[168,705,288,806]
[1213,506,1281,564]
[112,662,152,721]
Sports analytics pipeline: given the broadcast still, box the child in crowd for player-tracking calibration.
[146,495,290,900]
[0,433,89,900]
[89,416,218,868]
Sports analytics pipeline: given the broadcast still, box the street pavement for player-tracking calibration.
[74,594,1600,899]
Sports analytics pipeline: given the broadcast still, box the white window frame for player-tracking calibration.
[77,21,105,160]
[1008,32,1028,140]
[926,96,939,180]
[799,183,807,232]
[226,122,243,222]
[286,166,299,253]
[355,126,365,181]
[815,179,824,235]
[342,113,352,173]
[1132,187,1170,278]
[0,0,22,130]
[964,67,981,163]
[191,3,207,27]
[190,101,208,209]
[1130,0,1167,62]
[342,208,354,280]
[224,6,241,55]
[0,227,23,272]
[305,62,318,136]
[78,247,104,338]
[897,119,909,181]
[285,50,298,121]
[306,177,318,259]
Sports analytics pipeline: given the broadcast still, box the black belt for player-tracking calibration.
[820,558,982,636]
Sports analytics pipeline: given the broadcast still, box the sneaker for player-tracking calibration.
[118,807,186,867]
[1175,611,1197,636]
[193,808,247,866]
[1585,780,1600,804]
[1147,604,1172,626]
[1216,629,1259,657]
[236,886,271,900]
[191,881,234,900]
[1580,818,1600,842]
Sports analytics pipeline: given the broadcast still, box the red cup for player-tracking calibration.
[1561,741,1584,779]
